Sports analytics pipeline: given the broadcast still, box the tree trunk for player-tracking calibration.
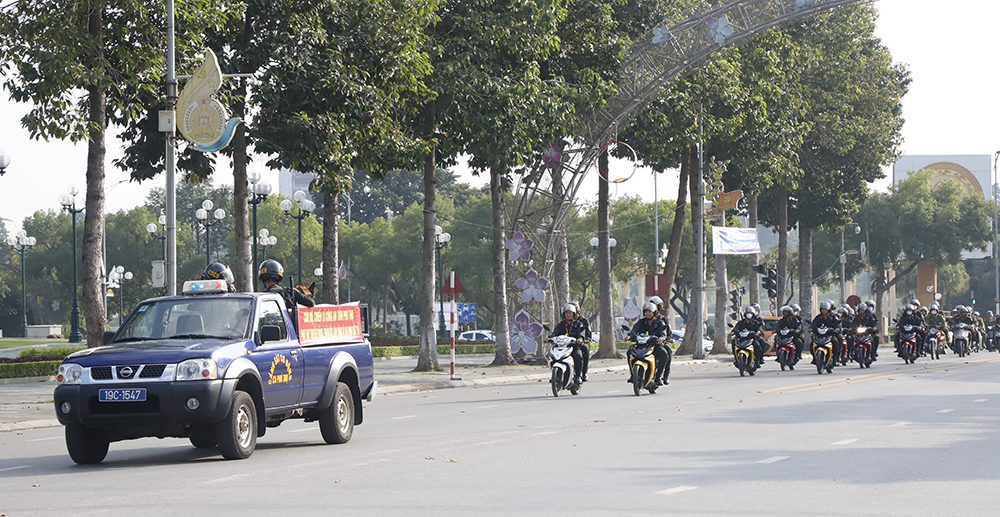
[747,193,759,306]
[776,187,788,313]
[713,214,728,354]
[490,166,515,365]
[82,6,107,347]
[322,191,339,304]
[678,153,703,356]
[593,149,620,359]
[799,226,813,324]
[552,163,570,312]
[875,267,886,343]
[416,102,440,371]
[663,145,690,298]
[232,79,252,292]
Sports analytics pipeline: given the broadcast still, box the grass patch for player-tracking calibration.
[18,346,86,360]
[0,338,70,350]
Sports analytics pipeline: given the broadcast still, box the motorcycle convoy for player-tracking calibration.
[543,296,999,398]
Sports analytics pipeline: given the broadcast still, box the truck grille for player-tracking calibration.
[139,365,166,378]
[91,367,113,380]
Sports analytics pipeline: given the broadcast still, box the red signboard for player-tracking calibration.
[645,273,669,297]
[297,302,364,346]
[441,270,466,294]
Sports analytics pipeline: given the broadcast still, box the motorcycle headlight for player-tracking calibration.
[57,363,82,384]
[175,358,218,381]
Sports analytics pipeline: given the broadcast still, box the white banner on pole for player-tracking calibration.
[712,227,761,255]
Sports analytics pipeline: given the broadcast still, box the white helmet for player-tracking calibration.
[642,301,657,313]
[561,303,577,315]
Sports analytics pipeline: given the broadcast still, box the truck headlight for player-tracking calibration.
[175,359,218,381]
[57,363,82,384]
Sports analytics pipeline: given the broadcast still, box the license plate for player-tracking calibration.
[99,388,147,402]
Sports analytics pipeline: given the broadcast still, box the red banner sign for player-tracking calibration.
[297,303,364,346]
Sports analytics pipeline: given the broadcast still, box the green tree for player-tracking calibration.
[0,0,224,345]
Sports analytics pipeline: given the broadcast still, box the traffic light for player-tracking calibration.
[762,268,778,300]
[729,288,741,321]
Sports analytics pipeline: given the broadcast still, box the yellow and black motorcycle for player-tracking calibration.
[732,329,758,377]
[627,334,659,396]
[811,326,835,374]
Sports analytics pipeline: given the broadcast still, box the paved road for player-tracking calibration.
[2,352,999,516]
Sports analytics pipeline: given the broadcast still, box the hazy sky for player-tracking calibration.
[1,0,996,232]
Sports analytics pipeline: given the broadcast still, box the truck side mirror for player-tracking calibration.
[620,324,630,331]
[103,331,115,345]
[260,325,281,344]
[542,324,550,331]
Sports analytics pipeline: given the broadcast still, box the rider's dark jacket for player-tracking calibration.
[812,312,841,333]
[733,317,762,336]
[550,317,592,341]
[777,315,800,332]
[629,317,668,339]
[896,311,923,331]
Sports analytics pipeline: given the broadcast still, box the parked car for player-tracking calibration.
[458,330,495,342]
[670,329,715,354]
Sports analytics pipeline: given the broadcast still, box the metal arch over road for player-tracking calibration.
[510,0,870,321]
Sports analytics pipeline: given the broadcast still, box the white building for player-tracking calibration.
[278,167,317,199]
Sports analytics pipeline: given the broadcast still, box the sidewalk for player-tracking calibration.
[0,353,720,432]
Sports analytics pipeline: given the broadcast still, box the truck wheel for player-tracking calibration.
[319,382,354,444]
[65,424,109,465]
[216,390,256,460]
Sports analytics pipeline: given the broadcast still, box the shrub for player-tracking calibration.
[18,346,86,360]
[0,361,60,379]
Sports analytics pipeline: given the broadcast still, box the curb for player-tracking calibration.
[0,376,56,385]
[0,419,61,432]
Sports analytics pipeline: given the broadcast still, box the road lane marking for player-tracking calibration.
[657,486,698,495]
[287,428,315,433]
[391,415,418,420]
[832,439,858,446]
[890,421,911,427]
[605,390,622,394]
[534,431,558,436]
[475,439,509,446]
[477,405,499,409]
[27,436,61,442]
[0,466,29,473]
[974,399,988,403]
[756,456,789,464]
[936,409,954,414]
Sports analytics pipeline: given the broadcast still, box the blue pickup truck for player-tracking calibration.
[53,280,376,464]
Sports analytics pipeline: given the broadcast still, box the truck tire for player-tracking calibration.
[66,424,109,465]
[216,390,256,460]
[319,382,354,444]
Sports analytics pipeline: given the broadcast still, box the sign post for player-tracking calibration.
[449,270,461,380]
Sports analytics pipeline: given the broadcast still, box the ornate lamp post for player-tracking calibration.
[0,151,10,175]
[247,172,272,289]
[59,186,84,343]
[280,191,315,285]
[108,266,133,323]
[146,214,167,261]
[257,229,277,260]
[434,225,451,336]
[195,200,225,266]
[8,230,36,337]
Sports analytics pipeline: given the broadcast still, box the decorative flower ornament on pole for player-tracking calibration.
[504,232,533,263]
[705,15,734,45]
[515,268,549,303]
[509,310,544,354]
[652,25,673,47]
[177,49,241,152]
[542,142,563,164]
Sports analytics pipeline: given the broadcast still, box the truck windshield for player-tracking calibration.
[116,297,254,342]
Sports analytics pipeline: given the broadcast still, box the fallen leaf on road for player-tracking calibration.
[448,458,459,463]
[594,420,605,422]
[426,457,435,460]
[32,484,39,487]
[637,411,644,414]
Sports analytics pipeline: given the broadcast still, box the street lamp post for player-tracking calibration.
[0,151,10,175]
[248,172,272,291]
[435,226,451,337]
[195,200,226,266]
[280,191,315,285]
[257,229,277,260]
[8,230,36,337]
[146,214,167,261]
[840,223,861,304]
[59,186,84,343]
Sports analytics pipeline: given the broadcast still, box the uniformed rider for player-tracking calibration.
[811,300,841,367]
[549,303,591,384]
[894,303,924,357]
[854,301,880,360]
[258,259,315,308]
[732,306,766,368]
[202,262,238,292]
[627,302,672,386]
[776,305,804,361]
